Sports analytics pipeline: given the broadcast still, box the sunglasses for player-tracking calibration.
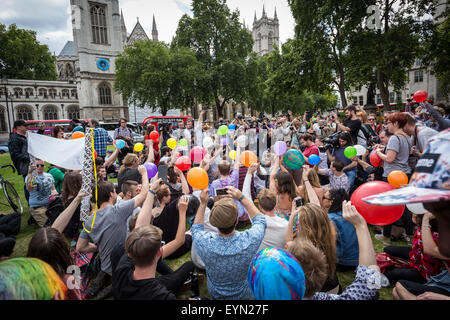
[368,118,376,121]
[36,164,45,167]
[323,196,333,201]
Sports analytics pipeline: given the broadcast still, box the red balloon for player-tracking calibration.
[175,156,191,172]
[94,150,97,159]
[351,181,405,226]
[413,90,428,103]
[190,146,207,163]
[150,131,159,141]
[369,150,381,167]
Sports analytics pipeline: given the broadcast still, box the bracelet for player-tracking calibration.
[149,190,156,195]
[422,224,431,229]
[239,195,245,202]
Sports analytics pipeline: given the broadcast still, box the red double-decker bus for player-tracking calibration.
[142,116,193,131]
[25,119,89,135]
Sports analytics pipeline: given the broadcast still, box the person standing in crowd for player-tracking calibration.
[114,118,134,143]
[8,120,31,202]
[89,119,113,159]
[402,113,438,156]
[335,105,362,146]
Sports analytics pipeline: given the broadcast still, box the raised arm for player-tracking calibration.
[269,156,280,191]
[174,166,190,195]
[193,188,210,225]
[226,186,261,220]
[104,147,119,168]
[301,166,320,206]
[135,178,162,229]
[342,200,377,267]
[133,165,149,209]
[243,163,258,200]
[161,196,188,258]
[52,190,86,234]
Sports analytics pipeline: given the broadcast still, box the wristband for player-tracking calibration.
[239,195,245,202]
[149,190,156,195]
[422,224,431,229]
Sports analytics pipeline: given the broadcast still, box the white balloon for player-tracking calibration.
[354,145,367,156]
[406,202,428,214]
[237,135,248,148]
[202,136,214,148]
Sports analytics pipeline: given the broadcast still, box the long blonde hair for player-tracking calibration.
[296,203,337,277]
[119,153,138,174]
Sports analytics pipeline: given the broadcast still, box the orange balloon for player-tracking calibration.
[187,167,209,190]
[240,151,258,168]
[387,170,409,189]
[72,131,85,139]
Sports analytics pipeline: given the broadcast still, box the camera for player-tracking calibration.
[323,132,340,151]
[294,196,303,208]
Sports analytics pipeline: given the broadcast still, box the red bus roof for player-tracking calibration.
[142,116,193,128]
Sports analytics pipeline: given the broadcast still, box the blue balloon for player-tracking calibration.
[308,154,321,166]
[72,126,83,132]
[115,139,126,149]
[228,124,236,130]
[248,247,305,300]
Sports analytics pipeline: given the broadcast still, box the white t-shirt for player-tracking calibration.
[257,214,289,252]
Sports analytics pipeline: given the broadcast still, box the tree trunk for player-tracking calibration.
[377,69,390,110]
[215,98,224,119]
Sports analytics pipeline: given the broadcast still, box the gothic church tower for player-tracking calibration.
[252,6,279,57]
[70,0,127,120]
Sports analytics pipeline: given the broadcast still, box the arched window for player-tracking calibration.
[43,106,58,120]
[14,88,23,98]
[25,88,34,98]
[71,89,77,98]
[99,83,112,105]
[90,4,108,44]
[257,33,262,52]
[67,106,80,119]
[268,32,273,51]
[16,105,33,120]
[0,107,7,133]
[49,89,57,99]
[39,88,48,98]
[66,64,74,79]
[62,89,70,98]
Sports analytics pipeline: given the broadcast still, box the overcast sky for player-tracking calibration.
[1,0,296,55]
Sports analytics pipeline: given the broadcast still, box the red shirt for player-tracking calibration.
[303,145,319,168]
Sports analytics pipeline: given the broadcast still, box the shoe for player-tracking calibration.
[375,234,391,245]
[401,232,412,245]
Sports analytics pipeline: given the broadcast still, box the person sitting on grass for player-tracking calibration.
[191,186,266,300]
[111,178,194,300]
[315,159,350,195]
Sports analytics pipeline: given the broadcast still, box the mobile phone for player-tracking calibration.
[294,196,303,208]
[215,188,228,196]
[157,165,168,183]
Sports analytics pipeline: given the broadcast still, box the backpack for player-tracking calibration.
[45,196,65,226]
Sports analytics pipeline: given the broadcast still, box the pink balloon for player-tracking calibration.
[190,146,207,163]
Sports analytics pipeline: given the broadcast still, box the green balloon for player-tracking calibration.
[344,146,357,159]
[179,138,188,147]
[218,125,228,135]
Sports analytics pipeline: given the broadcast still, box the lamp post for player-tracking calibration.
[1,77,12,133]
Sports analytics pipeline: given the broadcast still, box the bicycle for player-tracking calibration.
[0,164,24,214]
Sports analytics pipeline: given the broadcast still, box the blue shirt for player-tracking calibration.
[328,211,359,266]
[26,173,54,207]
[93,127,113,157]
[191,214,266,300]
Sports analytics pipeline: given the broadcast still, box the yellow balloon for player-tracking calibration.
[229,150,237,160]
[167,138,177,150]
[134,143,144,152]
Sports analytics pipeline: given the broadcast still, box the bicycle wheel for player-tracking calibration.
[2,180,24,214]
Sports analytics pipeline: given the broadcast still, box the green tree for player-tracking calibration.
[115,40,201,115]
[0,24,57,80]
[288,0,374,108]
[422,6,450,99]
[347,0,438,109]
[172,0,254,118]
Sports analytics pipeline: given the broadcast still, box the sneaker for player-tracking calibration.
[375,234,391,245]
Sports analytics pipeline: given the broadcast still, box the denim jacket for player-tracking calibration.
[328,211,359,267]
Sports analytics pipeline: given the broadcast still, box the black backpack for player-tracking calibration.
[45,196,64,226]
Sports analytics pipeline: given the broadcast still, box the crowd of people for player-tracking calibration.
[2,99,450,301]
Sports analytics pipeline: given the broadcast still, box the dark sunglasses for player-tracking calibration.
[36,164,45,167]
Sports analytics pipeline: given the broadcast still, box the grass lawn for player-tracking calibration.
[0,152,408,300]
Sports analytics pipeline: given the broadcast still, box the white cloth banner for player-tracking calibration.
[27,132,85,170]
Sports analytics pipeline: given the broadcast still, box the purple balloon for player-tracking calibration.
[274,141,287,156]
[222,138,227,146]
[144,162,158,178]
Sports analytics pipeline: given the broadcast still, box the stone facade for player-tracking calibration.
[252,6,279,57]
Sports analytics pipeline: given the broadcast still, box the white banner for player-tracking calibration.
[27,132,85,170]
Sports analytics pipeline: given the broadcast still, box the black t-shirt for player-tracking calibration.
[343,118,361,144]
[117,168,142,192]
[152,199,179,244]
[111,244,176,300]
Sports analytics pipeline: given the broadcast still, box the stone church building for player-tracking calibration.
[0,0,158,141]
